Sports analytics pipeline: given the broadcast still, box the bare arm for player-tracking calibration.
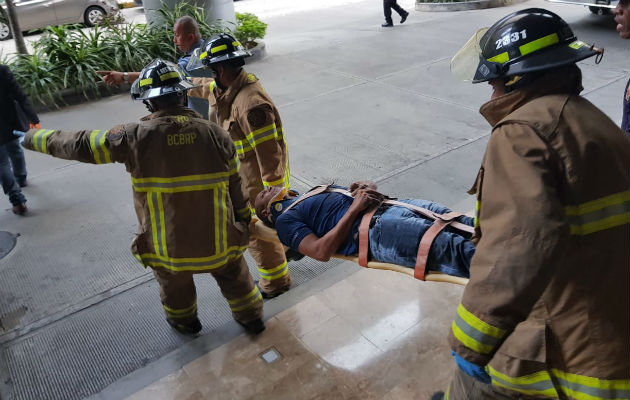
[96,71,141,86]
[297,189,384,262]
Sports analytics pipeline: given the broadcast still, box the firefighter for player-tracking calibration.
[17,59,265,335]
[436,8,630,399]
[186,33,292,298]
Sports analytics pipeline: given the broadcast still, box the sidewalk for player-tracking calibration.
[0,0,627,399]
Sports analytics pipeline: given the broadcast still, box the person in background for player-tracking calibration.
[613,0,630,138]
[0,64,39,215]
[382,0,409,27]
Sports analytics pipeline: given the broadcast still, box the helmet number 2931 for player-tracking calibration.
[495,30,527,50]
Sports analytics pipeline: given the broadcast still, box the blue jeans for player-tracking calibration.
[0,142,26,206]
[369,199,475,278]
[5,138,27,185]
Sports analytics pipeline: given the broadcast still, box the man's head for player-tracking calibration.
[614,0,630,39]
[130,59,198,112]
[451,8,603,97]
[255,187,285,225]
[173,16,201,54]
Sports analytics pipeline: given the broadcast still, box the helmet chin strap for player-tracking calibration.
[143,100,155,113]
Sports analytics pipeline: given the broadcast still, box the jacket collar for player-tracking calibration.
[216,68,254,108]
[141,106,202,121]
[479,66,584,127]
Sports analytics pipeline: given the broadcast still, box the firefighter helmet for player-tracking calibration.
[451,8,603,83]
[130,59,197,100]
[187,33,250,71]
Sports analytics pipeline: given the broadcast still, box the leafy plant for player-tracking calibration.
[234,12,267,48]
[10,51,63,106]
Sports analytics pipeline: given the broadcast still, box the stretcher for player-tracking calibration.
[249,218,470,286]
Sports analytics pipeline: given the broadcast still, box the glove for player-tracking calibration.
[29,122,41,129]
[13,130,26,145]
[452,351,491,384]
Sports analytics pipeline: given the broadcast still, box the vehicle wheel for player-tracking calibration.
[0,21,12,41]
[589,6,609,14]
[84,6,105,27]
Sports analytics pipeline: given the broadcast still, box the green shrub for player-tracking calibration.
[10,51,63,106]
[234,12,267,48]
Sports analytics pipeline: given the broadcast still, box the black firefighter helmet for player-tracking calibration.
[451,8,603,83]
[187,33,251,71]
[130,59,198,101]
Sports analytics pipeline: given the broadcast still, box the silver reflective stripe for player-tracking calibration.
[453,314,503,348]
[133,176,227,191]
[555,375,630,399]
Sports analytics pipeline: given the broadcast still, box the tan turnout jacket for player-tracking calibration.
[448,67,630,399]
[24,107,252,273]
[189,69,290,208]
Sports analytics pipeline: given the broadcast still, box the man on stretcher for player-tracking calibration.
[254,181,475,278]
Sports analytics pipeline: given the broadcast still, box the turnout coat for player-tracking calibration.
[448,66,630,399]
[23,107,252,273]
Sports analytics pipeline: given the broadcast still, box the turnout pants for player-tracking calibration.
[383,0,406,24]
[248,236,292,294]
[152,255,263,325]
[445,369,530,400]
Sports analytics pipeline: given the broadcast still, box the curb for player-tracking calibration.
[416,0,528,12]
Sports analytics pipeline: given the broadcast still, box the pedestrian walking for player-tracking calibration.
[382,0,409,27]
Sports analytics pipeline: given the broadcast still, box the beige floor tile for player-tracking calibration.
[125,370,204,400]
[183,317,319,399]
[276,294,338,338]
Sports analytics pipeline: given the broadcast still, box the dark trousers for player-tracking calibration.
[0,141,25,206]
[383,0,406,24]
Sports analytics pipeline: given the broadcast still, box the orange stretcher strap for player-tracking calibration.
[414,211,461,280]
[358,207,379,267]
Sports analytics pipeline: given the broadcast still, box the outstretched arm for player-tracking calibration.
[297,189,384,261]
[96,71,140,86]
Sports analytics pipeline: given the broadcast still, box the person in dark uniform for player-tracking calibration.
[382,0,409,27]
[613,0,630,137]
[0,65,39,215]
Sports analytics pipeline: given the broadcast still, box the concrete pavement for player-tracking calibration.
[0,0,626,398]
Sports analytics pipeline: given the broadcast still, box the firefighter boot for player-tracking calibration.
[238,318,266,334]
[167,317,202,335]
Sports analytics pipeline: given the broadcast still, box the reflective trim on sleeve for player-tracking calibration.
[89,130,112,164]
[234,123,279,156]
[565,191,630,235]
[32,129,55,154]
[227,286,263,312]
[451,303,507,355]
[258,261,289,281]
[474,200,480,228]
[137,245,248,272]
[163,302,197,320]
[131,173,230,193]
[236,207,251,221]
[229,156,240,175]
[250,206,257,217]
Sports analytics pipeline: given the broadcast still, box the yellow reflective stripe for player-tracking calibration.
[137,245,247,272]
[457,304,506,339]
[132,173,230,193]
[566,191,630,235]
[147,193,161,257]
[163,302,197,315]
[232,41,241,47]
[245,123,278,148]
[552,369,630,400]
[250,206,257,217]
[31,129,45,152]
[263,176,286,187]
[233,139,254,155]
[211,44,227,54]
[209,80,216,91]
[32,129,54,154]
[488,52,509,63]
[519,33,559,56]
[444,385,450,400]
[139,78,153,87]
[474,200,480,228]
[157,192,168,257]
[229,156,240,175]
[227,286,263,312]
[132,173,230,184]
[199,51,208,60]
[451,321,494,354]
[488,366,559,397]
[258,262,290,280]
[237,207,250,220]
[89,130,112,164]
[160,71,179,81]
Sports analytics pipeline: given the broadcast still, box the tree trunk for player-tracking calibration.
[4,0,28,55]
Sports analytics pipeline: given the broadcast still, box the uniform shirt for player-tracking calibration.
[622,77,630,138]
[275,191,361,255]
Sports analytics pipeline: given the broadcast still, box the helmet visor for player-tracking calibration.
[186,47,206,71]
[451,28,489,81]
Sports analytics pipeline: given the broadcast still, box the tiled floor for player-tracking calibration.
[125,268,464,400]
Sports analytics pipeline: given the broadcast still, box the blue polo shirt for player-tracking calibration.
[622,77,630,139]
[178,39,211,119]
[275,191,361,255]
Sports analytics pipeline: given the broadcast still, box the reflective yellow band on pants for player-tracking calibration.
[227,286,262,312]
[451,303,507,355]
[32,129,54,154]
[258,261,289,281]
[565,191,630,235]
[137,245,247,272]
[163,302,197,319]
[488,366,630,400]
[132,173,229,193]
[89,129,112,164]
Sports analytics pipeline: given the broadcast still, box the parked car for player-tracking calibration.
[0,0,118,40]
